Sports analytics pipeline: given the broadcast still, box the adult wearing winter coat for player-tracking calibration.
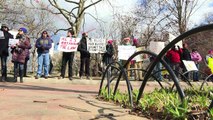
[35,31,52,79]
[58,30,75,80]
[181,43,191,80]
[11,27,30,83]
[190,48,202,81]
[16,30,32,77]
[102,40,114,65]
[166,45,182,77]
[0,24,13,82]
[78,32,90,79]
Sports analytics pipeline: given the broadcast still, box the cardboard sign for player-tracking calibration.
[182,60,198,71]
[9,39,19,46]
[149,41,165,54]
[87,38,106,53]
[118,45,136,60]
[58,37,80,52]
[49,43,54,56]
[0,31,4,39]
[168,33,183,48]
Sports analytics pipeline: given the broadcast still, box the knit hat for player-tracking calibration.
[19,27,28,34]
[1,24,9,30]
[107,40,113,44]
[208,49,213,54]
[123,37,130,41]
[133,38,138,44]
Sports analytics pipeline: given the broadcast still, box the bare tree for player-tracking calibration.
[163,0,199,34]
[36,0,105,36]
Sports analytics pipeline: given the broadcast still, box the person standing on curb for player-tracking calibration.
[17,32,32,77]
[35,31,52,79]
[0,24,13,82]
[11,27,30,83]
[58,30,75,80]
[190,48,202,81]
[78,32,91,80]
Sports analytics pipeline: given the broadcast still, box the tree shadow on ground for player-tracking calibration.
[0,83,98,94]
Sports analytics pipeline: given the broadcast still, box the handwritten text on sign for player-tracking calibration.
[9,39,19,46]
[58,37,80,52]
[87,38,106,53]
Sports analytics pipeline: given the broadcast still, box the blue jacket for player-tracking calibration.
[35,37,52,53]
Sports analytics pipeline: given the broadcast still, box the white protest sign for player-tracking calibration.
[149,41,165,54]
[9,39,19,46]
[0,31,4,39]
[169,33,182,48]
[87,38,106,53]
[58,37,80,52]
[118,46,136,60]
[182,60,198,71]
[9,29,18,38]
[49,43,54,56]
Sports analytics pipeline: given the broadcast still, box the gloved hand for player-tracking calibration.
[41,45,45,51]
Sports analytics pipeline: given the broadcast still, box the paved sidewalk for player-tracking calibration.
[0,76,147,120]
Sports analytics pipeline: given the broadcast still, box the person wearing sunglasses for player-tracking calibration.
[35,31,52,79]
[0,24,13,82]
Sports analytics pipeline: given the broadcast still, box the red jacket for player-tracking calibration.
[166,49,182,63]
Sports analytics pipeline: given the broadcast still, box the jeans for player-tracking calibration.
[193,64,199,81]
[14,62,24,77]
[37,53,50,76]
[153,62,162,81]
[1,56,7,78]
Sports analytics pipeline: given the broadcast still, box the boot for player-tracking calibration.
[19,70,24,83]
[13,71,18,82]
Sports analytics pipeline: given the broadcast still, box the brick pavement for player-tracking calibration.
[0,76,147,120]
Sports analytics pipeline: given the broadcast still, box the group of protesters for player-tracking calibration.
[0,24,31,83]
[0,24,213,83]
[166,43,213,81]
[0,24,114,83]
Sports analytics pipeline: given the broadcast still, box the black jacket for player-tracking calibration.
[0,30,13,56]
[181,48,191,60]
[102,44,114,64]
[77,37,90,58]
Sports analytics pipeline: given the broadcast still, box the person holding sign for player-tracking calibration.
[11,27,30,83]
[58,30,75,80]
[16,29,32,77]
[180,43,191,80]
[78,32,91,80]
[35,31,52,79]
[0,24,13,82]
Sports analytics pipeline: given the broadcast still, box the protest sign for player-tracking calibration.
[87,38,106,53]
[9,39,19,46]
[0,31,4,39]
[49,43,54,56]
[58,37,80,52]
[168,33,182,48]
[182,60,198,71]
[118,46,136,60]
[149,41,165,54]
